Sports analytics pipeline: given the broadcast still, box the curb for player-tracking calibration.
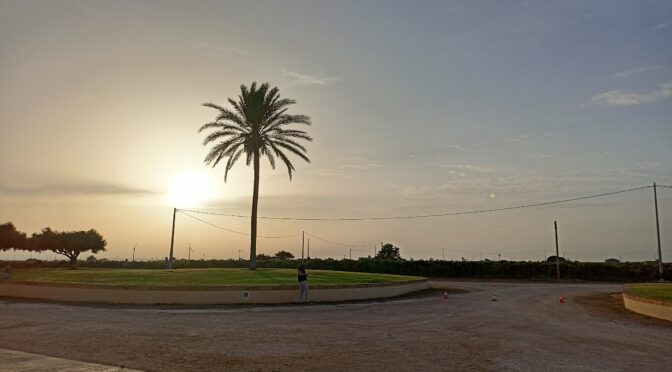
[622,292,672,322]
[0,279,429,305]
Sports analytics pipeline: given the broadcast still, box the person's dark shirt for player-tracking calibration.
[298,263,307,282]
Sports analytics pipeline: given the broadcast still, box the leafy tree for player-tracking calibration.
[200,82,312,270]
[256,253,272,260]
[546,255,567,263]
[29,228,106,267]
[376,243,402,260]
[0,222,27,251]
[274,250,295,260]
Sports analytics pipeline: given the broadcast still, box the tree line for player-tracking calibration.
[0,222,106,267]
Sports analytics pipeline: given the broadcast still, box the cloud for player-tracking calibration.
[0,182,158,197]
[652,23,668,31]
[309,157,380,178]
[589,82,672,106]
[612,65,662,79]
[282,70,342,87]
[506,132,563,142]
[446,144,466,151]
[442,164,491,173]
[196,42,247,56]
[506,134,531,142]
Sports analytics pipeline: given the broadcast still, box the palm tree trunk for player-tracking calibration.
[249,149,260,270]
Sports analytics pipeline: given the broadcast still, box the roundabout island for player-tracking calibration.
[0,268,428,305]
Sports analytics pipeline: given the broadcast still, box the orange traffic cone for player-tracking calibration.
[443,290,448,300]
[559,295,565,304]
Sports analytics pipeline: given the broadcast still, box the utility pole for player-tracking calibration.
[349,248,352,260]
[307,238,310,259]
[302,231,305,260]
[168,207,176,269]
[132,244,137,262]
[654,183,664,282]
[238,249,241,260]
[554,220,560,280]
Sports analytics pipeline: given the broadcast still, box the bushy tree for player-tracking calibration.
[256,253,272,260]
[29,228,106,268]
[546,255,566,263]
[376,243,402,260]
[274,250,295,259]
[0,222,27,251]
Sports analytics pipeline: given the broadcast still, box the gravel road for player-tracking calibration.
[0,281,670,371]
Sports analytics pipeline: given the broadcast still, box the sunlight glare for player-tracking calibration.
[166,171,215,207]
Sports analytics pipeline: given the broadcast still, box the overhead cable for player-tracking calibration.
[178,210,299,239]
[179,185,653,221]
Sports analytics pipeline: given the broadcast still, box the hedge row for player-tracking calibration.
[3,258,670,282]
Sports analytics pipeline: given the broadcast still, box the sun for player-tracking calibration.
[166,171,215,207]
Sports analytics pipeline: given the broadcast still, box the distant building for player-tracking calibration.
[605,258,620,264]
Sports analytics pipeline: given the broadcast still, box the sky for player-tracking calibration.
[1,0,671,262]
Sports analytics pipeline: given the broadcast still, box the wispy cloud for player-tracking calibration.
[525,154,552,159]
[506,134,531,142]
[612,65,662,79]
[505,132,561,142]
[446,144,466,151]
[442,164,491,173]
[282,70,342,87]
[310,157,380,178]
[0,182,158,197]
[589,82,672,106]
[196,42,247,56]
[652,23,668,31]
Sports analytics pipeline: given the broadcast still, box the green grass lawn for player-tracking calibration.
[10,268,422,287]
[626,283,672,302]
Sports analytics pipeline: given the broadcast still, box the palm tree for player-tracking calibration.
[200,82,312,270]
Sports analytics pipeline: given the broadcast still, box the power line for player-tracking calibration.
[179,185,652,221]
[563,249,654,257]
[304,232,373,248]
[404,247,546,255]
[178,210,299,239]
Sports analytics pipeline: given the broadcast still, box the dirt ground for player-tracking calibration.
[1,281,671,371]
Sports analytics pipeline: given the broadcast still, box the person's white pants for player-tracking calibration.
[299,281,309,303]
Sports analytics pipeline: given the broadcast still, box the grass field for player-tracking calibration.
[626,283,672,302]
[10,268,422,287]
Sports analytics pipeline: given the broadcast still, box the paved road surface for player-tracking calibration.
[0,348,140,372]
[0,281,670,371]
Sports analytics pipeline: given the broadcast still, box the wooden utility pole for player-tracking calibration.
[168,208,176,269]
[132,244,137,262]
[349,248,352,260]
[654,183,664,281]
[554,220,560,280]
[307,238,310,259]
[302,231,305,260]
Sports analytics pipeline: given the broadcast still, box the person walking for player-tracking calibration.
[298,261,309,303]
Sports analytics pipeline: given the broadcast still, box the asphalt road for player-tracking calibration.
[0,281,670,371]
